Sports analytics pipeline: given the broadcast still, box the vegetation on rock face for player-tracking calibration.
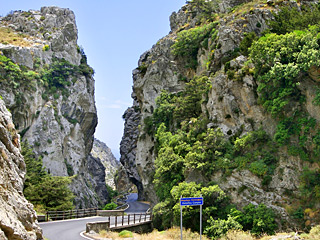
[22,142,75,211]
[144,1,320,238]
[250,27,320,116]
[0,27,32,47]
[267,4,320,35]
[0,47,93,106]
[171,21,218,69]
[150,74,278,236]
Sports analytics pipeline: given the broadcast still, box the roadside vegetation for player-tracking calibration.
[90,225,320,240]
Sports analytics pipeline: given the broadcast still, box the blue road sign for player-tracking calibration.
[180,197,203,206]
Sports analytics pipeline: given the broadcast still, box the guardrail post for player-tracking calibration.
[139,214,141,222]
[128,214,130,225]
[134,214,136,224]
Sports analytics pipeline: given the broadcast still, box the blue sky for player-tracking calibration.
[1,0,186,159]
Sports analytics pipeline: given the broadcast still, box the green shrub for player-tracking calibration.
[171,21,218,69]
[42,44,49,51]
[22,142,74,211]
[268,4,320,35]
[231,204,277,235]
[103,202,117,210]
[249,160,268,177]
[205,215,243,240]
[64,160,74,176]
[239,32,257,56]
[250,28,320,116]
[153,200,173,230]
[118,230,133,238]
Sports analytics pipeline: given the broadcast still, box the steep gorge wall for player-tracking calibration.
[121,0,320,228]
[0,99,42,240]
[91,138,120,189]
[0,7,107,208]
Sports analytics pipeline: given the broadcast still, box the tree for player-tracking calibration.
[22,142,75,211]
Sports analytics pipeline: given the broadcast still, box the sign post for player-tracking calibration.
[180,196,203,240]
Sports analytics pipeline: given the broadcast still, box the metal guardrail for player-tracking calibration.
[86,212,153,233]
[111,213,152,228]
[46,208,98,221]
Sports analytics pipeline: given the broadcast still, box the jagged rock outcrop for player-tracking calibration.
[121,0,320,228]
[0,99,42,240]
[120,105,145,199]
[91,138,120,189]
[0,7,107,208]
[114,164,135,194]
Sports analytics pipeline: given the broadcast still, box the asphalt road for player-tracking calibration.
[125,193,150,213]
[39,216,109,240]
[40,193,150,240]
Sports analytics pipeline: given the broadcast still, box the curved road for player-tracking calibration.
[125,193,150,213]
[40,193,149,240]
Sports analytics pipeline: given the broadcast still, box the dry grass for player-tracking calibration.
[90,227,209,240]
[220,230,256,240]
[88,226,320,240]
[0,27,34,47]
[224,0,274,19]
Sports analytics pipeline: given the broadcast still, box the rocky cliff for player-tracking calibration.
[0,99,42,240]
[121,0,320,229]
[91,138,120,189]
[0,7,107,208]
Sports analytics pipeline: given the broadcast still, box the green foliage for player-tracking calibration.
[42,44,50,51]
[205,215,242,240]
[103,202,117,210]
[0,50,93,107]
[173,76,212,124]
[239,32,257,56]
[274,114,317,161]
[118,230,133,238]
[186,0,218,22]
[106,184,118,201]
[147,75,211,136]
[22,141,47,187]
[152,200,173,230]
[22,142,74,211]
[64,159,74,176]
[137,63,148,77]
[268,4,320,35]
[313,88,320,106]
[249,160,268,177]
[41,57,78,89]
[249,28,320,116]
[300,167,320,204]
[172,21,218,69]
[153,181,229,232]
[78,46,94,77]
[230,204,277,235]
[0,54,24,87]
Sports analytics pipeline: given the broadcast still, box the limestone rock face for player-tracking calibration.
[0,99,42,240]
[120,106,145,199]
[0,7,107,208]
[91,138,120,189]
[120,0,320,227]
